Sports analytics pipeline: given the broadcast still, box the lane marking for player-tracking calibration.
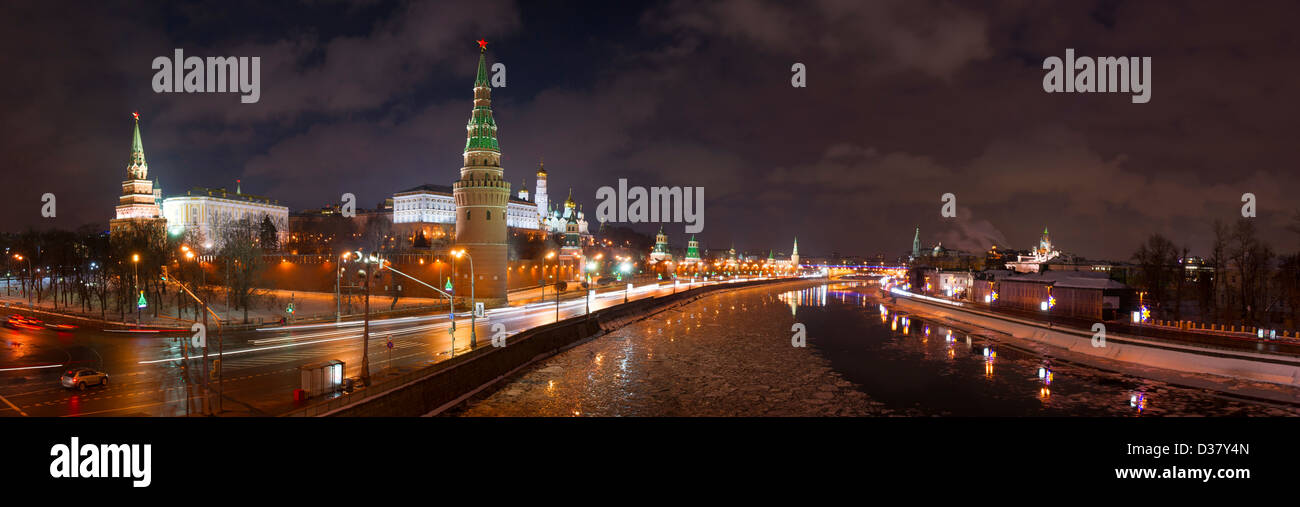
[0,391,28,416]
[0,363,64,372]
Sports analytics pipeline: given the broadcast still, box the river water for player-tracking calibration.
[788,282,1298,416]
[459,280,1300,416]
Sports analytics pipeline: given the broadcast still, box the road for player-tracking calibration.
[0,276,791,416]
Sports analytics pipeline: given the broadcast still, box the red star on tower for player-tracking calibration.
[132,111,139,121]
[476,39,488,51]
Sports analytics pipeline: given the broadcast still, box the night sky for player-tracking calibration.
[3,0,1298,260]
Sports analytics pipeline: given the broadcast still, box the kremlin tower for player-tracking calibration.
[650,225,672,262]
[453,42,510,303]
[684,235,701,264]
[110,112,165,235]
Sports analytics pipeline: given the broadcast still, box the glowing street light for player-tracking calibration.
[542,251,556,300]
[452,248,476,348]
[132,253,142,324]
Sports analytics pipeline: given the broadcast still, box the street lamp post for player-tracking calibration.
[132,253,140,324]
[452,249,476,348]
[541,251,555,301]
[450,254,456,337]
[620,261,633,303]
[355,251,373,386]
[335,252,349,322]
[13,254,32,302]
[585,260,597,315]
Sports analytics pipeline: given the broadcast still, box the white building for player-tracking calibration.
[1006,227,1062,273]
[393,183,539,230]
[162,186,289,247]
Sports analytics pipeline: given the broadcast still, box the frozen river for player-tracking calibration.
[456,280,1300,416]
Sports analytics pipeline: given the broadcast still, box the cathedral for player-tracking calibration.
[540,187,591,241]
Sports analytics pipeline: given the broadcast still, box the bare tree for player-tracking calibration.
[1208,220,1230,321]
[1131,233,1177,315]
[1228,219,1274,326]
[214,217,267,324]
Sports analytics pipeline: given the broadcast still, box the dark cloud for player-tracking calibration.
[3,0,1298,261]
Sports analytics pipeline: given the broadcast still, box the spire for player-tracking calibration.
[537,159,547,176]
[793,237,799,255]
[465,42,499,153]
[236,179,242,194]
[474,40,490,86]
[127,112,148,179]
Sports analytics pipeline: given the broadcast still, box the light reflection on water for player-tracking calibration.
[774,282,1297,416]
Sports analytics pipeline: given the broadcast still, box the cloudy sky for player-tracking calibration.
[3,0,1298,260]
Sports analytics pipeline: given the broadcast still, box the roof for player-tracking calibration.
[172,187,281,206]
[397,183,532,205]
[1001,271,1129,290]
[397,184,453,195]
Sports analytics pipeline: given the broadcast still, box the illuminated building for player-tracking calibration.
[161,183,288,248]
[650,225,672,262]
[683,235,701,264]
[393,183,538,230]
[109,113,166,235]
[1005,227,1062,273]
[452,42,510,302]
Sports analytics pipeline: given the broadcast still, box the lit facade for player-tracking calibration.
[161,187,289,247]
[393,183,538,230]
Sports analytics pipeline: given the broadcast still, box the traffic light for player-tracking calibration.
[160,266,168,281]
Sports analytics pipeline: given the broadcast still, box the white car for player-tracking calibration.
[60,369,108,390]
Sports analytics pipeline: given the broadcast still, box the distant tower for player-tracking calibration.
[559,213,582,261]
[453,42,510,303]
[562,188,576,219]
[651,225,672,262]
[685,235,701,263]
[111,112,165,235]
[791,237,800,266]
[534,160,548,219]
[517,178,529,201]
[911,227,921,260]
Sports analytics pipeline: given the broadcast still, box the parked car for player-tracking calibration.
[60,369,109,390]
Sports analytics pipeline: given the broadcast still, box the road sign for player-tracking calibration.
[444,279,453,292]
[136,291,147,309]
[386,339,393,350]
[474,302,484,318]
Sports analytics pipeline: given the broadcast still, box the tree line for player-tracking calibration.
[1129,218,1300,329]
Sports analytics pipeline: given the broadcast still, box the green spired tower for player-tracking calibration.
[453,41,510,304]
[110,112,165,235]
[911,226,921,260]
[685,235,701,262]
